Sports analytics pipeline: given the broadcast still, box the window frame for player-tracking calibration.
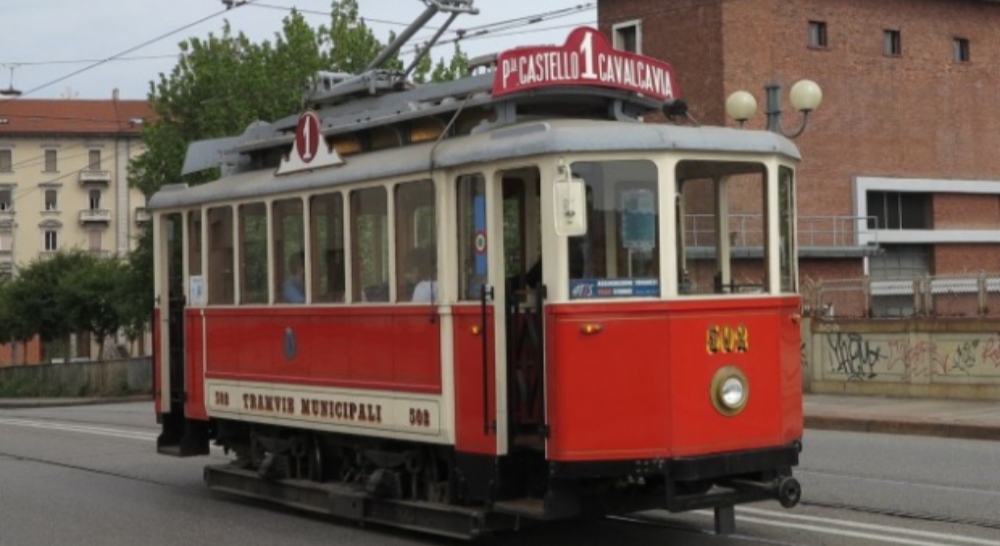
[807,20,828,49]
[612,20,642,54]
[0,149,12,172]
[44,230,58,251]
[43,149,58,172]
[883,29,902,57]
[953,37,970,63]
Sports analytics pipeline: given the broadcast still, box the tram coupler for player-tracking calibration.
[728,476,802,508]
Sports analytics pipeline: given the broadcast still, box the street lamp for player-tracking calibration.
[726,79,823,138]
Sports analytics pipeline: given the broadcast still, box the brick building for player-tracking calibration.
[598,0,1000,293]
[0,92,152,364]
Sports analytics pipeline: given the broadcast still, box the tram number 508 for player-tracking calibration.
[409,408,431,427]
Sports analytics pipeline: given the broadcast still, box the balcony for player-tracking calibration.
[78,169,111,186]
[134,207,151,224]
[79,209,111,225]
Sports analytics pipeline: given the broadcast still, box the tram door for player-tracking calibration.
[454,167,545,462]
[156,213,186,453]
[499,168,546,449]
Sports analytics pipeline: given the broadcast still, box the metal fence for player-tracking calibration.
[685,214,877,248]
[803,272,1000,319]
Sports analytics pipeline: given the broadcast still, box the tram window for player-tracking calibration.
[457,174,488,300]
[188,211,202,276]
[207,206,234,305]
[676,161,768,296]
[310,192,345,303]
[351,187,389,302]
[239,202,268,304]
[567,160,660,299]
[273,198,305,304]
[395,180,436,302]
[779,166,796,292]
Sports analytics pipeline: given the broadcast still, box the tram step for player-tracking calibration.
[493,498,547,519]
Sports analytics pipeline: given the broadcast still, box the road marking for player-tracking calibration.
[799,469,1000,498]
[689,509,1000,546]
[0,417,158,442]
[735,506,1000,546]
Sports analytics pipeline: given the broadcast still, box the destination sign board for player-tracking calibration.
[493,27,680,102]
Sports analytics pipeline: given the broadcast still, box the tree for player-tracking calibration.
[6,251,98,362]
[129,11,327,197]
[60,257,131,360]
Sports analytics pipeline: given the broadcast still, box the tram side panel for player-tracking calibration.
[545,297,802,462]
[181,306,444,427]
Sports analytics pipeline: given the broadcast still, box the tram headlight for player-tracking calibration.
[710,366,749,416]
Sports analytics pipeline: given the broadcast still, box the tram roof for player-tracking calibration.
[148,118,800,211]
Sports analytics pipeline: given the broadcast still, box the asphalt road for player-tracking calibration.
[1,402,998,546]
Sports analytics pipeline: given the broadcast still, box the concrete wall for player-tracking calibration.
[0,357,152,397]
[803,318,1000,400]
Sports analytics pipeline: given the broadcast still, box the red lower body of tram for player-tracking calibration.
[155,295,802,535]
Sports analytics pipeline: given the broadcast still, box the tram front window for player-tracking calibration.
[676,161,769,296]
[567,160,660,300]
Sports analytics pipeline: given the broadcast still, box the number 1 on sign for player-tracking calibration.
[580,31,596,79]
[302,121,313,161]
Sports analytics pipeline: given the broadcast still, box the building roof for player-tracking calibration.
[0,99,154,136]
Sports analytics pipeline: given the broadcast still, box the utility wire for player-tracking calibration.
[0,1,260,103]
[0,55,179,67]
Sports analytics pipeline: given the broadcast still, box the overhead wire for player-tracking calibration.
[0,1,261,103]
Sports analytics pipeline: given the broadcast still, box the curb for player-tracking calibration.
[805,415,1000,442]
[0,394,153,410]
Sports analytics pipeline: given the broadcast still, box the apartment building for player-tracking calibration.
[0,93,152,364]
[0,93,151,274]
[598,0,1000,289]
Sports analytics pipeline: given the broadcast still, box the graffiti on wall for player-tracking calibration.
[816,331,1000,382]
[827,333,881,381]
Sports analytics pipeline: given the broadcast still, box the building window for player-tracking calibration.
[88,150,102,171]
[613,21,641,54]
[44,189,57,211]
[808,21,827,48]
[89,189,101,210]
[866,191,929,230]
[88,230,102,252]
[883,29,902,56]
[44,149,57,172]
[954,37,970,62]
[0,149,11,172]
[0,232,11,252]
[44,230,58,251]
[0,189,10,211]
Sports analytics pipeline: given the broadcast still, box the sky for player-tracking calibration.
[0,0,597,100]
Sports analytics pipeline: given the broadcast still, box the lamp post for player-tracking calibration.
[726,79,823,138]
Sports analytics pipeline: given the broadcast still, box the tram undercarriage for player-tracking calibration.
[201,419,801,538]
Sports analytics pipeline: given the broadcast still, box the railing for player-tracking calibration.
[684,214,877,248]
[78,169,111,185]
[803,271,1000,319]
[79,209,112,223]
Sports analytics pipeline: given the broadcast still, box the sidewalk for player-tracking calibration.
[804,393,1000,441]
[0,393,998,441]
[0,394,152,409]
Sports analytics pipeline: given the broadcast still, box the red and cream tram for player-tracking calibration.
[150,11,804,539]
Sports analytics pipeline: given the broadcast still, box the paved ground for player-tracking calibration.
[1,393,998,441]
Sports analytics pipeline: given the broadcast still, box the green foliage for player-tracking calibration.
[129,12,327,197]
